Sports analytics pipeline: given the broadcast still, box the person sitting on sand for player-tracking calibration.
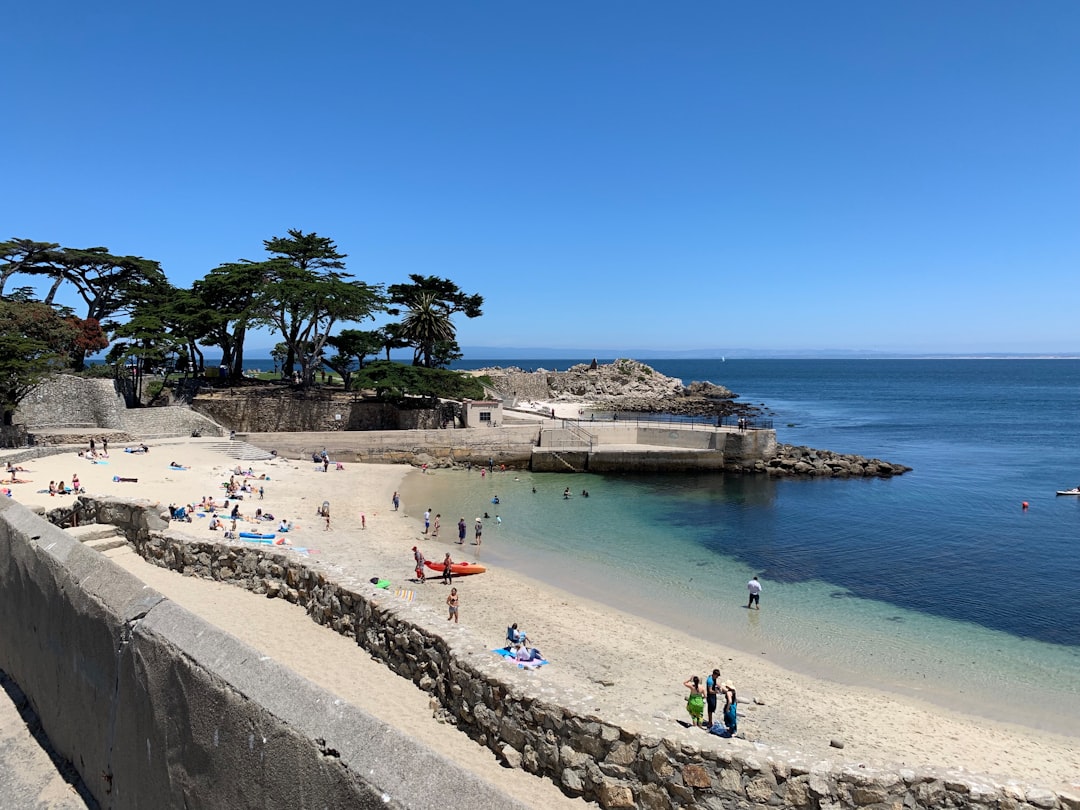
[514,644,543,662]
[278,519,290,533]
[684,675,707,727]
[507,623,529,647]
[57,480,67,494]
[48,481,56,496]
[230,504,241,520]
[209,516,221,531]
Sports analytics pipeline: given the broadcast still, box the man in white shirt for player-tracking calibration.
[747,576,762,610]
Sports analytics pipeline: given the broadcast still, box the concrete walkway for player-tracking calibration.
[0,671,95,810]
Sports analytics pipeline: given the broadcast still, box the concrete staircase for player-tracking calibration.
[64,523,128,553]
[202,441,276,462]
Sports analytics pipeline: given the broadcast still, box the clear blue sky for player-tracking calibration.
[4,2,1078,355]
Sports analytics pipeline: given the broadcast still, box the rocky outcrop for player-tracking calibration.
[483,359,754,418]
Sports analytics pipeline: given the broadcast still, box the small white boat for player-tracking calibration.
[1055,488,1080,496]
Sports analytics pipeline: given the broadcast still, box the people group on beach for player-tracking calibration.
[685,670,738,736]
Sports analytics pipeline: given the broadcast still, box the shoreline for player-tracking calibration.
[7,439,1079,795]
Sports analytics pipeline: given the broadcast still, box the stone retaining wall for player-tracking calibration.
[192,389,437,433]
[68,495,1074,810]
[0,498,528,810]
[16,375,128,429]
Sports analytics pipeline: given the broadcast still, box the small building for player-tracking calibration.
[462,399,503,428]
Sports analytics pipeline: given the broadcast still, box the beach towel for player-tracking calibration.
[394,588,414,603]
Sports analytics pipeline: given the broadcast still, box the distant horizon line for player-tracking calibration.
[227,348,1080,361]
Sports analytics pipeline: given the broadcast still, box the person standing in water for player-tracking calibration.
[747,576,762,610]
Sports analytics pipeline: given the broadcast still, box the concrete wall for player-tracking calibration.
[57,496,1074,810]
[0,499,528,810]
[240,427,541,468]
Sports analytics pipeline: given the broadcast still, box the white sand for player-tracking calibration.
[9,439,1080,796]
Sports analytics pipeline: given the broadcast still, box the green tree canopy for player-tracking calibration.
[353,360,485,403]
[387,274,483,368]
[0,300,79,425]
[324,328,383,391]
[254,230,385,385]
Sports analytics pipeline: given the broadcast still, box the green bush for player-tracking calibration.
[79,363,118,379]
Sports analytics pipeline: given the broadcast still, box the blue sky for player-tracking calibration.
[3,2,1078,355]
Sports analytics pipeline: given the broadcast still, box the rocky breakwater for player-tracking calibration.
[766,444,911,478]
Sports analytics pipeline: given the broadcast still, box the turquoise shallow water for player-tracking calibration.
[399,359,1080,734]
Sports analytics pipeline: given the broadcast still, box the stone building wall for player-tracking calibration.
[61,495,1073,810]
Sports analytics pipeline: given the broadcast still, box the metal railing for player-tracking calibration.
[561,413,773,431]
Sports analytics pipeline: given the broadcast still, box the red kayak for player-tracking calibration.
[425,559,486,576]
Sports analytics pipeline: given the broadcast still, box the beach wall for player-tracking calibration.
[69,496,1074,810]
[240,426,541,467]
[0,499,528,810]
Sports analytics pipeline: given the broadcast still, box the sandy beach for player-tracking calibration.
[7,432,1079,800]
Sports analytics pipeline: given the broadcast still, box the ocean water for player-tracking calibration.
[402,359,1080,733]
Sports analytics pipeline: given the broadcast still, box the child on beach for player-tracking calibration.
[446,588,459,622]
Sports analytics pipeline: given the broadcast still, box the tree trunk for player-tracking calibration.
[231,324,247,379]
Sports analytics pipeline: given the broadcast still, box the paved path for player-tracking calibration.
[0,672,95,810]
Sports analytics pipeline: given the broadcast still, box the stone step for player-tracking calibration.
[65,524,124,543]
[85,537,129,552]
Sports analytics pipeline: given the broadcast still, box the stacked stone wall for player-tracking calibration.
[192,390,437,433]
[64,495,1074,810]
[120,406,226,437]
[15,375,127,429]
[480,369,552,404]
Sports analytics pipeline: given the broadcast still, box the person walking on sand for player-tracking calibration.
[431,513,440,538]
[360,512,366,530]
[684,675,707,727]
[706,668,722,727]
[747,575,762,610]
[441,552,453,585]
[473,517,483,545]
[392,491,400,511]
[457,517,466,544]
[446,587,459,622]
[413,546,426,583]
